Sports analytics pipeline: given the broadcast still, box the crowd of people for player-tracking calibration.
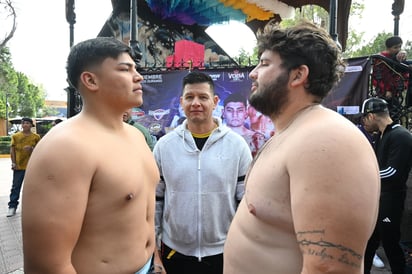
[5,21,412,274]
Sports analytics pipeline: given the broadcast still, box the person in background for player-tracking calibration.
[361,97,412,274]
[6,117,40,217]
[153,71,252,274]
[372,36,409,120]
[354,113,385,269]
[21,37,160,274]
[51,118,63,127]
[123,108,157,151]
[222,92,265,157]
[223,21,380,274]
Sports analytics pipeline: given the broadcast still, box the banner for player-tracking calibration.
[136,58,370,154]
[137,68,274,156]
[322,56,371,113]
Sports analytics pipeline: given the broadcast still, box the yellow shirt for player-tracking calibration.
[11,131,41,170]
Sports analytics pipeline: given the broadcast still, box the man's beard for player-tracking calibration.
[249,71,289,117]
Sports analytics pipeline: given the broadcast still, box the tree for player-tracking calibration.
[0,47,17,119]
[348,32,392,58]
[233,48,258,67]
[0,0,17,50]
[233,4,348,65]
[0,47,46,119]
[0,1,46,121]
[281,4,329,29]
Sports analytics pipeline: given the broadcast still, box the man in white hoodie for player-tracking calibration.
[153,71,252,274]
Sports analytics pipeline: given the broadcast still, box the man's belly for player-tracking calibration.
[224,202,302,274]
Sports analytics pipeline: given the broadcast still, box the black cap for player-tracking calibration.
[360,98,389,114]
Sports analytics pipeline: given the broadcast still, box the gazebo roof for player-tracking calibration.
[107,0,351,50]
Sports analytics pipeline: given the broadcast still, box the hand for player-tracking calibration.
[152,264,166,274]
[11,163,16,170]
[396,50,407,62]
[385,91,393,99]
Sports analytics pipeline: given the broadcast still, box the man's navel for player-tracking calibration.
[125,193,134,201]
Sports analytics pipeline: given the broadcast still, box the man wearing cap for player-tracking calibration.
[361,97,412,274]
[7,117,40,217]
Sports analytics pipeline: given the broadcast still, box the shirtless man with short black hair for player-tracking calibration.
[22,37,159,274]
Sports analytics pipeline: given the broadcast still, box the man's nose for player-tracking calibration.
[191,98,201,106]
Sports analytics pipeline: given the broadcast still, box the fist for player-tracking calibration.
[396,50,407,62]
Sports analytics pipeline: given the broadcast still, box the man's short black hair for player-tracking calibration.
[66,37,132,90]
[385,36,403,48]
[182,71,215,95]
[224,93,247,107]
[21,117,34,126]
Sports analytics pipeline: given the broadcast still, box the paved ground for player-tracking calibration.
[0,157,23,274]
[0,156,410,273]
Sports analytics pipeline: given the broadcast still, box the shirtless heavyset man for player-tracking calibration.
[22,37,159,274]
[224,22,381,273]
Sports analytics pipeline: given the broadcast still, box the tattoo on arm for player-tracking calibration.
[296,229,362,268]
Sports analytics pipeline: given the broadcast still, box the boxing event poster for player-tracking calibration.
[136,68,275,140]
[136,59,369,145]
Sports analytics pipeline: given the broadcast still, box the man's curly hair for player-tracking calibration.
[256,20,346,99]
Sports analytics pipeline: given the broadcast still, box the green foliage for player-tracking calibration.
[0,136,11,154]
[40,105,59,117]
[0,46,46,119]
[0,136,11,142]
[234,1,412,64]
[347,32,392,58]
[281,5,329,29]
[233,48,258,66]
[344,0,412,59]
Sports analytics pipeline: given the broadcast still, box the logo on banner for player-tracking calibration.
[149,109,170,120]
[149,123,162,134]
[143,74,163,84]
[209,73,222,81]
[227,70,245,82]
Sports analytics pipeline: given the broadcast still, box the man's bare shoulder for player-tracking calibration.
[37,124,89,154]
[293,108,369,146]
[283,107,377,177]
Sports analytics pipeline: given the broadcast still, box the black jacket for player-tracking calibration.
[376,122,412,192]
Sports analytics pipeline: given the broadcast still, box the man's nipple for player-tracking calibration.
[248,203,256,216]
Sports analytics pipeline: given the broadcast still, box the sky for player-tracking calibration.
[4,0,412,102]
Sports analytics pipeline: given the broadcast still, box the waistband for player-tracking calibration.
[135,256,152,274]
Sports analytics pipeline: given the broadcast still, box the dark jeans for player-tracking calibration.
[8,170,25,209]
[364,191,406,274]
[160,242,223,274]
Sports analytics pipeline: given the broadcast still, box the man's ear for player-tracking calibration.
[80,72,98,91]
[290,65,309,87]
[213,95,220,110]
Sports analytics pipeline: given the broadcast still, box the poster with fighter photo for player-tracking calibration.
[134,58,369,156]
[134,68,275,156]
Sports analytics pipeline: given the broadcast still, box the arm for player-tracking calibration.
[153,247,166,274]
[153,144,166,273]
[133,123,156,151]
[289,127,380,273]
[379,130,412,187]
[235,141,253,202]
[22,139,94,274]
[10,144,16,170]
